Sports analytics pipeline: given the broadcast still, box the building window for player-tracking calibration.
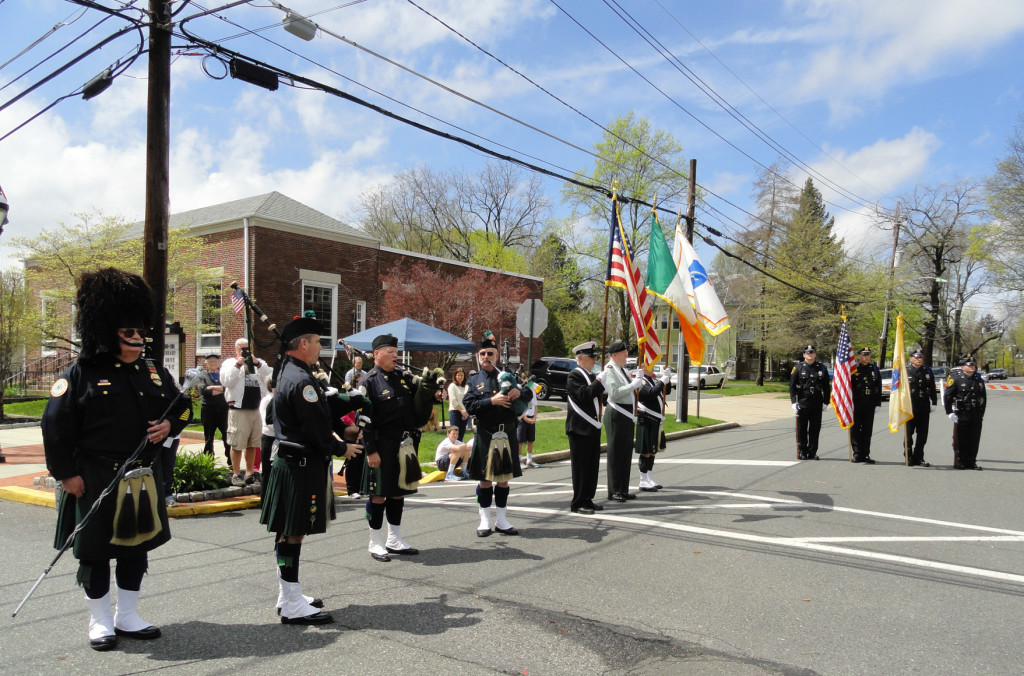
[354,300,366,333]
[672,313,679,330]
[198,283,221,353]
[303,281,337,353]
[661,312,668,330]
[41,297,57,356]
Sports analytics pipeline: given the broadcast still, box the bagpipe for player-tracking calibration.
[337,338,447,430]
[228,283,367,440]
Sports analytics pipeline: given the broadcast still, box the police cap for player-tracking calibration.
[371,333,398,350]
[572,341,597,357]
[607,340,628,354]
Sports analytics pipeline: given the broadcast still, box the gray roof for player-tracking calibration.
[168,192,371,240]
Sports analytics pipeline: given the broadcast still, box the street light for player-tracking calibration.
[1005,344,1019,377]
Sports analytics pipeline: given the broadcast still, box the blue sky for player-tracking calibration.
[3,0,1024,318]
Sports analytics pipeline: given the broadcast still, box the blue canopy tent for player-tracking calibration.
[340,317,474,353]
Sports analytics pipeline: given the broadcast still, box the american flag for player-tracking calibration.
[606,196,662,366]
[831,319,855,429]
[230,288,246,314]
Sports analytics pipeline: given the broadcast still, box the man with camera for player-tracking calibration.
[220,338,272,486]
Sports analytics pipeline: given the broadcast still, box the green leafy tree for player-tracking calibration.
[11,210,218,353]
[0,268,28,417]
[561,112,689,351]
[986,113,1024,292]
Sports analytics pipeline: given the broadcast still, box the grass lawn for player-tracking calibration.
[2,399,46,417]
[415,413,723,464]
[707,381,790,397]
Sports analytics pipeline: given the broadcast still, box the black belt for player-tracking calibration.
[81,450,153,472]
[276,440,327,466]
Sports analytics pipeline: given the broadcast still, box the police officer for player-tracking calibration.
[464,332,533,536]
[360,334,422,561]
[565,341,605,514]
[904,348,937,467]
[259,315,361,624]
[603,341,644,502]
[43,268,192,650]
[943,355,987,470]
[849,347,882,464]
[789,345,831,460]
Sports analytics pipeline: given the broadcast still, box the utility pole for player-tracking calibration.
[143,0,172,361]
[877,203,901,368]
[676,158,696,423]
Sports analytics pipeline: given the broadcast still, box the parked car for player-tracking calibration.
[688,365,726,389]
[879,368,893,400]
[985,368,1007,380]
[932,366,948,392]
[529,357,578,400]
[628,364,675,382]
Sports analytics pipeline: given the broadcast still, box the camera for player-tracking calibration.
[241,347,251,359]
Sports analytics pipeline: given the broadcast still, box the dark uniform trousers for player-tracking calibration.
[954,417,984,468]
[201,402,229,458]
[796,407,823,458]
[850,400,876,460]
[604,407,634,498]
[905,400,931,464]
[569,434,601,511]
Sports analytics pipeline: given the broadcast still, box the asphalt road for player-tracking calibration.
[2,390,1023,675]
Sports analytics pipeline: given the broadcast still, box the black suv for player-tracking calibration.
[529,357,577,400]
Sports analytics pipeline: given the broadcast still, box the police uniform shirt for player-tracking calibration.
[789,361,831,407]
[850,362,882,405]
[943,370,987,421]
[464,367,518,432]
[273,355,345,459]
[43,354,191,480]
[360,364,417,453]
[906,363,937,406]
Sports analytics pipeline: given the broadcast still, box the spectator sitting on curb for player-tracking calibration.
[435,427,472,481]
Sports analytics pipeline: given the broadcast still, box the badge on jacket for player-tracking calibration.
[51,378,69,397]
[303,385,318,402]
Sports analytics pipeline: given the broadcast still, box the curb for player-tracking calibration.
[0,486,56,508]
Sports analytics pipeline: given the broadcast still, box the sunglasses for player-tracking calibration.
[118,328,148,338]
[479,351,497,357]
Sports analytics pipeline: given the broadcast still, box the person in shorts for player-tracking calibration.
[435,427,472,481]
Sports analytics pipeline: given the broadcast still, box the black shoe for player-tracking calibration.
[495,525,519,536]
[370,551,391,562]
[277,598,324,615]
[920,462,930,467]
[970,465,983,471]
[852,457,865,463]
[623,493,637,500]
[798,453,807,460]
[639,485,658,492]
[89,635,118,651]
[386,545,419,555]
[586,502,604,511]
[476,528,492,537]
[863,458,876,465]
[609,494,627,502]
[281,611,333,625]
[114,625,161,640]
[575,507,595,515]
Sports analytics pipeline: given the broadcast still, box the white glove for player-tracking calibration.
[660,372,672,385]
[948,412,958,423]
[930,404,936,413]
[629,376,645,391]
[792,403,799,415]
[596,370,607,384]
[822,403,828,412]
[324,387,338,397]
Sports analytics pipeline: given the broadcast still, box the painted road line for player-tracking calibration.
[548,458,800,467]
[414,498,1024,587]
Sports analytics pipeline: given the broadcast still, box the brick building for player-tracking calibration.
[26,192,544,382]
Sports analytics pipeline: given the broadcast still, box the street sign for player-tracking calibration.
[516,299,548,338]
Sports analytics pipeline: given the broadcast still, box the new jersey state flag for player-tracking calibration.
[888,314,914,432]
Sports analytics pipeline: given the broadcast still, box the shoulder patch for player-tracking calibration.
[790,367,796,374]
[50,378,69,397]
[302,384,318,403]
[179,409,191,421]
[946,377,954,387]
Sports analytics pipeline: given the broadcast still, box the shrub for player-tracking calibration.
[172,450,230,493]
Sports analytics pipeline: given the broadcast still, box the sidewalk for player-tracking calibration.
[0,393,794,515]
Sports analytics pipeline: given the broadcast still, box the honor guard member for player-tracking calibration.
[636,363,673,491]
[464,332,533,535]
[849,347,882,463]
[259,315,361,625]
[360,334,422,561]
[943,355,987,470]
[789,345,831,460]
[603,341,644,502]
[43,268,192,651]
[565,341,606,514]
[904,348,937,467]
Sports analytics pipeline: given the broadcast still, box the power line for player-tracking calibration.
[602,0,877,211]
[650,0,887,198]
[0,6,89,73]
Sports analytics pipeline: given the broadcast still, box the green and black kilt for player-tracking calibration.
[361,436,418,497]
[467,425,522,482]
[54,455,170,560]
[260,454,334,536]
[634,417,662,456]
